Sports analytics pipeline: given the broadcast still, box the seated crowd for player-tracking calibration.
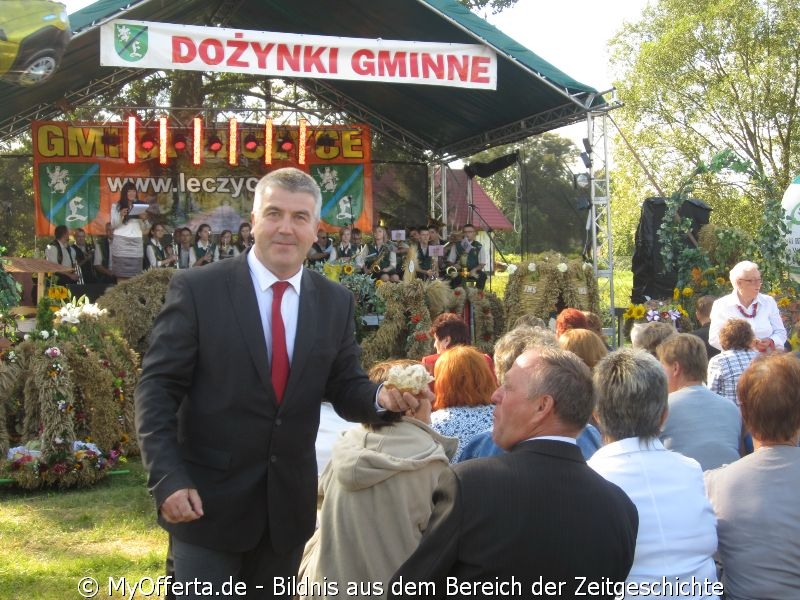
[306,308,799,599]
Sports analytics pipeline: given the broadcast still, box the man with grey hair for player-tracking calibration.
[389,348,638,597]
[458,326,600,461]
[136,167,418,598]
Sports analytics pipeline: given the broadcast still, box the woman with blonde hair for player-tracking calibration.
[558,328,608,370]
[430,345,497,462]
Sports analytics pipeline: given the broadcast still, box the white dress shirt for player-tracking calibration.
[588,437,719,597]
[247,250,302,364]
[708,291,786,350]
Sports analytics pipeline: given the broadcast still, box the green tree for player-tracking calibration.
[0,148,35,256]
[459,0,519,13]
[609,0,800,257]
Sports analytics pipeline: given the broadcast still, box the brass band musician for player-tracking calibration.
[446,223,487,290]
[357,225,398,282]
[414,228,435,280]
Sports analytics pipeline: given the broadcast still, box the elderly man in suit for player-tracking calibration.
[389,347,638,599]
[135,168,416,598]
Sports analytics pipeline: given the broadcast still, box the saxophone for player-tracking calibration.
[368,243,389,274]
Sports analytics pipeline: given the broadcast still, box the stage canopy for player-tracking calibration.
[0,0,609,161]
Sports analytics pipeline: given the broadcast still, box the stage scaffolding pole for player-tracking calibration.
[586,110,616,346]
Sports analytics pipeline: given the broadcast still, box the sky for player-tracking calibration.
[62,0,650,142]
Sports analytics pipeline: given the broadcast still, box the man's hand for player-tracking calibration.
[378,386,420,414]
[160,488,204,523]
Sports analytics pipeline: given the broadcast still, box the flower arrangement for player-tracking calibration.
[623,298,689,324]
[5,439,123,489]
[622,297,689,340]
[0,294,138,490]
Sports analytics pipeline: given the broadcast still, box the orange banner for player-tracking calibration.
[33,122,372,237]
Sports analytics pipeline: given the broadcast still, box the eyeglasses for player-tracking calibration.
[740,278,762,283]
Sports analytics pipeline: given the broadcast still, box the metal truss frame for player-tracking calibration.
[585,109,616,341]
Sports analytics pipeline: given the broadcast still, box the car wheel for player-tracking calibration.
[16,51,59,86]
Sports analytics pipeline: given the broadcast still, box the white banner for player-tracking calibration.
[100,20,497,90]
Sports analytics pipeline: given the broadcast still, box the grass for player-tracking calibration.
[0,458,168,600]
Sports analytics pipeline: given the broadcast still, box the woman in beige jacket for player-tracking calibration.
[297,360,457,599]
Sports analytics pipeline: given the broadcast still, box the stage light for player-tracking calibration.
[173,133,188,151]
[101,132,120,146]
[298,119,307,165]
[228,118,238,165]
[158,117,168,165]
[574,172,590,189]
[127,116,136,164]
[582,137,592,155]
[264,119,273,165]
[140,132,156,152]
[207,134,223,153]
[193,118,202,165]
[243,133,259,152]
[316,133,335,148]
[580,152,592,169]
[278,132,294,152]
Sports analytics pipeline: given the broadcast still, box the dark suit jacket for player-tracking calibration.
[389,440,638,599]
[134,252,381,553]
[689,324,720,359]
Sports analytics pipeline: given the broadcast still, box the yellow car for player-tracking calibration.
[0,0,71,86]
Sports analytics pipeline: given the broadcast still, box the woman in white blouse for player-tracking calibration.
[589,349,720,598]
[110,182,150,280]
[708,261,786,352]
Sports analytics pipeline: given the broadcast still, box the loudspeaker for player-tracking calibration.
[631,197,711,303]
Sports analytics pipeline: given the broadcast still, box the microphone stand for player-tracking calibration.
[466,202,510,291]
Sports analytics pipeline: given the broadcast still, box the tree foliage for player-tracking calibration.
[0,149,35,256]
[458,0,519,14]
[609,0,800,257]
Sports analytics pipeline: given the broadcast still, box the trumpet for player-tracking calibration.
[372,262,382,274]
[445,265,458,278]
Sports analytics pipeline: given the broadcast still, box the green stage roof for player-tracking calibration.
[0,0,610,159]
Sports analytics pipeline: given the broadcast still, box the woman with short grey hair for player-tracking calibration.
[708,260,786,352]
[589,348,720,596]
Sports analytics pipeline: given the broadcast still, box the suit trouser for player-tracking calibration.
[170,531,303,599]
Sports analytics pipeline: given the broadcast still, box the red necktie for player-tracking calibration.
[270,281,290,403]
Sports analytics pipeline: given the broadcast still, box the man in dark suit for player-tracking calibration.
[389,347,638,599]
[135,168,417,598]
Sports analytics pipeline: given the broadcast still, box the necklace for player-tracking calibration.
[736,302,758,319]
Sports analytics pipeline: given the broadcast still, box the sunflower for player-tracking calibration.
[682,287,694,298]
[672,288,680,301]
[343,264,354,276]
[630,304,646,320]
